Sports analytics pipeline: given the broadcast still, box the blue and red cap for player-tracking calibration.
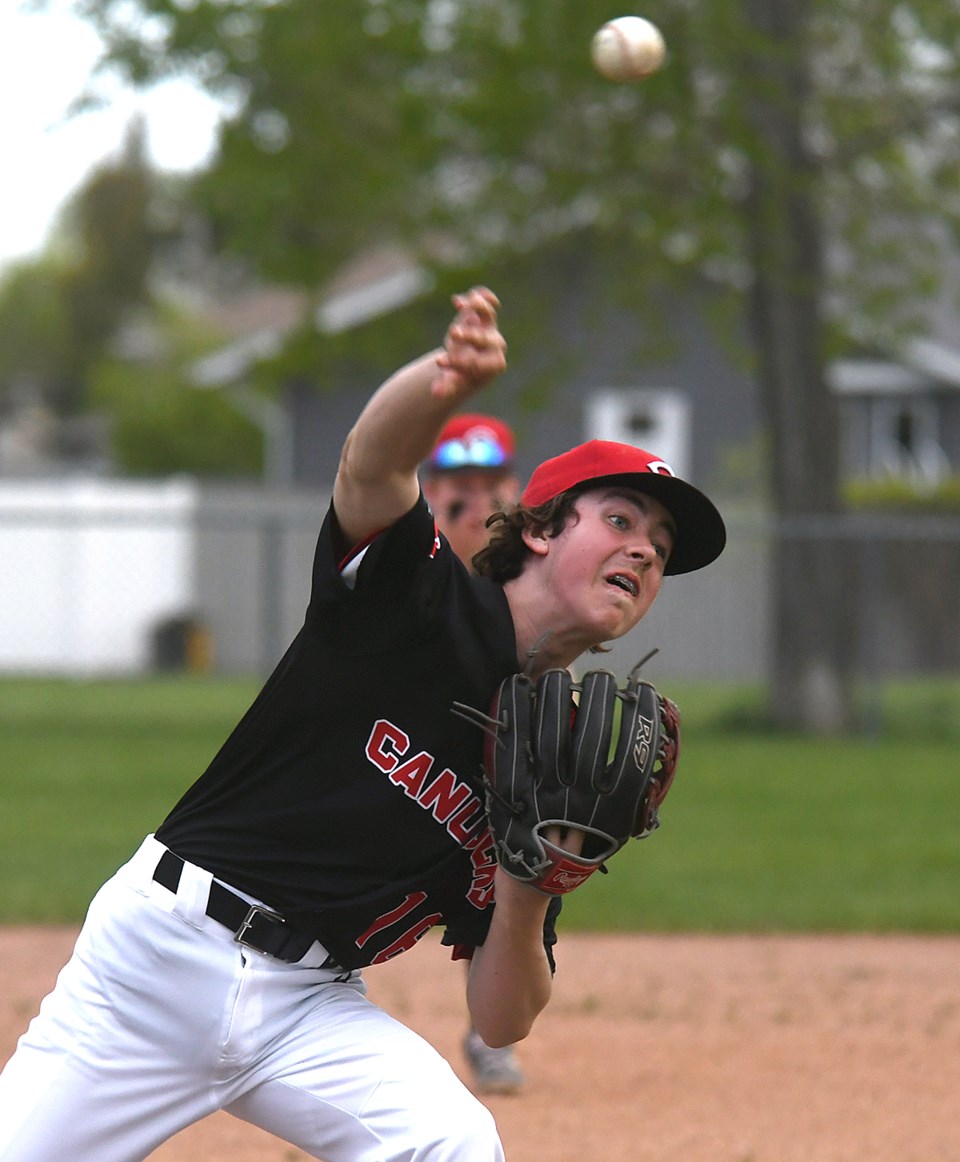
[522,439,725,575]
[427,414,516,473]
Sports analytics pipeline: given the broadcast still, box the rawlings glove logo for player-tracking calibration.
[632,713,655,769]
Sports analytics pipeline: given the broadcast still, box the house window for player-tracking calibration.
[586,389,692,480]
[871,397,948,484]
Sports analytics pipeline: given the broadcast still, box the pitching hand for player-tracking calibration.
[432,287,508,400]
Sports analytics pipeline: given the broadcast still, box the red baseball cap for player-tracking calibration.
[426,414,516,473]
[521,439,725,575]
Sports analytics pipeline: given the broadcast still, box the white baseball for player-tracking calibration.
[591,16,666,83]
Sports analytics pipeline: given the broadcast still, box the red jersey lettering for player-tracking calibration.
[389,751,435,798]
[447,798,485,844]
[419,768,472,823]
[365,720,409,773]
[355,892,427,949]
[369,913,444,964]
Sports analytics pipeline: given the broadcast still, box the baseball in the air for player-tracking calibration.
[590,16,666,83]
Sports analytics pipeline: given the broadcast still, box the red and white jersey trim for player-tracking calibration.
[337,531,382,589]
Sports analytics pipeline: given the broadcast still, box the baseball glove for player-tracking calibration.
[477,666,680,895]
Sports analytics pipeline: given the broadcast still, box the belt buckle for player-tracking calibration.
[236,903,285,949]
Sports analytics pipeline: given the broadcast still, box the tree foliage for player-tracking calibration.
[62,0,960,729]
[0,120,160,414]
[68,0,960,301]
[91,340,263,478]
[0,113,263,476]
[0,259,73,402]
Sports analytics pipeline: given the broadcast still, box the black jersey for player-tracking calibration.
[156,495,557,970]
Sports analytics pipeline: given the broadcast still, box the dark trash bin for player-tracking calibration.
[150,614,214,673]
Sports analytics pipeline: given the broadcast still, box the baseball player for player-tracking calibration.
[422,414,526,1094]
[421,413,521,573]
[0,286,726,1162]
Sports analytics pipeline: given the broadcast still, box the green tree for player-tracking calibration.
[68,0,960,730]
[55,119,159,412]
[0,258,73,405]
[0,116,262,476]
[0,119,161,416]
[90,335,264,478]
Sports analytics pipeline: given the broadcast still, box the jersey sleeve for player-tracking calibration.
[441,896,562,974]
[305,493,452,644]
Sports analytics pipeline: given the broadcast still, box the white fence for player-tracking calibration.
[0,480,957,681]
[0,479,197,675]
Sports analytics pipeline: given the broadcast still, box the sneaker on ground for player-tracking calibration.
[463,1030,525,1095]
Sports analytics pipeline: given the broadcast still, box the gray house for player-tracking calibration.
[183,239,959,683]
[193,239,960,501]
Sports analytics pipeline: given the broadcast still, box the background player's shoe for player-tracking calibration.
[463,1030,525,1095]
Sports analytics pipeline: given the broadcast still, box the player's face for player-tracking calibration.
[424,469,521,570]
[524,487,675,644]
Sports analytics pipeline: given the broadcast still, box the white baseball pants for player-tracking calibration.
[0,835,504,1162]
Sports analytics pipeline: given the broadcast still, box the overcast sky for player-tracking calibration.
[0,0,222,273]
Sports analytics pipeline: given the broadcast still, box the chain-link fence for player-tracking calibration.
[1,480,957,684]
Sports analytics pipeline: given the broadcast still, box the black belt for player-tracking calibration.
[152,849,326,965]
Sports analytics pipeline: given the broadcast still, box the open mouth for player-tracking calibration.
[607,573,638,598]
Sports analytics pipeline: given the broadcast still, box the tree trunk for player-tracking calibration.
[740,0,858,733]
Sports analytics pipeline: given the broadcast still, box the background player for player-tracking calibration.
[423,414,525,1094]
[0,286,725,1162]
[422,413,521,573]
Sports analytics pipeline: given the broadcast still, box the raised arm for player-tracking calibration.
[333,287,507,548]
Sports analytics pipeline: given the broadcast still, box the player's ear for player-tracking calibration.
[521,522,551,557]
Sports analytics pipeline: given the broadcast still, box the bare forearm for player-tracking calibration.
[334,349,452,537]
[333,288,507,547]
[466,871,553,1047]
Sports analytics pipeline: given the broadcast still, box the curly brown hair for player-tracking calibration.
[471,491,582,582]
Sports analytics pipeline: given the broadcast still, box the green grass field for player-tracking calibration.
[1,676,957,930]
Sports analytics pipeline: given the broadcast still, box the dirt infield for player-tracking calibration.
[2,927,957,1162]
